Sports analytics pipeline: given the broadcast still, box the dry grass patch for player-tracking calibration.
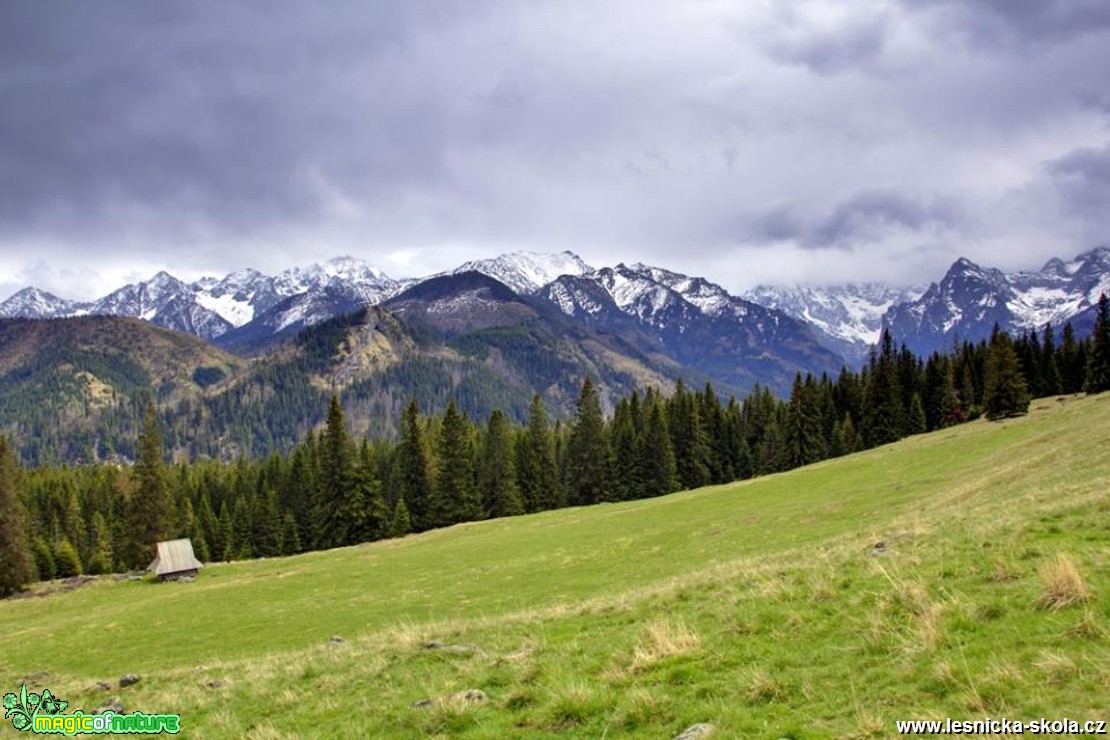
[1033,651,1078,685]
[628,618,701,672]
[1036,553,1092,610]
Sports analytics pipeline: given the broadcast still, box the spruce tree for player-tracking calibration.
[54,537,83,578]
[785,374,825,468]
[668,380,711,490]
[0,437,35,595]
[1059,322,1084,393]
[86,511,114,575]
[358,441,391,542]
[124,400,173,569]
[279,511,302,555]
[432,400,481,527]
[830,413,858,458]
[610,398,645,500]
[31,536,56,582]
[983,326,1031,420]
[391,498,412,537]
[317,395,360,548]
[1040,323,1063,396]
[1084,293,1110,394]
[517,395,560,511]
[640,400,678,496]
[907,393,927,435]
[480,410,525,518]
[863,331,904,446]
[564,377,615,505]
[396,399,435,531]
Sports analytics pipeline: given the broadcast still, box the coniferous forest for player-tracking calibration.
[2,293,1109,596]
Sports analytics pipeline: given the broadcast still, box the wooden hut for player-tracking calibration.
[147,538,203,581]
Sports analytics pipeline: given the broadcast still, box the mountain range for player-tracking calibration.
[0,246,1107,464]
[5,246,1107,365]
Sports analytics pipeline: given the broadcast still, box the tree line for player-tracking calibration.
[2,294,1108,596]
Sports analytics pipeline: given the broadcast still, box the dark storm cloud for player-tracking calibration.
[759,5,890,75]
[1,0,1109,296]
[912,0,1110,47]
[0,1,485,242]
[745,192,963,251]
[1046,143,1110,231]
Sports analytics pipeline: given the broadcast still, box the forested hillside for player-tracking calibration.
[4,293,1107,592]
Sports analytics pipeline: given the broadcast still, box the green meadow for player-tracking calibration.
[1,394,1108,738]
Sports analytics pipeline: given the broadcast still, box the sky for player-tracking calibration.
[1,0,1109,302]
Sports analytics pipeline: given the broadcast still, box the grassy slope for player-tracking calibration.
[1,395,1108,738]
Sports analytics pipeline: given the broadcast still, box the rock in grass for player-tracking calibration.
[118,674,141,688]
[412,689,488,709]
[95,698,124,714]
[674,723,715,739]
[94,681,112,692]
[422,640,482,655]
[448,689,487,704]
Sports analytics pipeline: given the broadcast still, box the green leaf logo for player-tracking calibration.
[4,683,69,732]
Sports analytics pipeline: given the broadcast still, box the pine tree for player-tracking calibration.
[1085,293,1110,394]
[432,400,481,527]
[86,511,114,575]
[251,486,281,557]
[640,400,678,496]
[785,374,825,468]
[216,502,235,561]
[864,331,904,446]
[391,498,412,537]
[983,326,1031,420]
[317,395,361,548]
[480,410,525,518]
[907,393,927,434]
[358,441,391,542]
[279,511,302,555]
[830,414,858,458]
[0,437,35,595]
[124,400,173,569]
[31,537,56,582]
[284,445,318,551]
[1040,323,1062,396]
[517,395,560,512]
[668,380,711,490]
[564,377,615,505]
[610,398,645,500]
[232,495,254,560]
[54,537,83,578]
[1059,322,1084,393]
[395,399,435,531]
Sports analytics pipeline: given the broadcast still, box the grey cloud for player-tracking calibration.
[744,192,964,250]
[761,9,890,75]
[912,0,1110,47]
[1046,143,1110,223]
[0,1,494,245]
[0,0,1107,294]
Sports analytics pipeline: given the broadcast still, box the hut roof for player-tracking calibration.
[147,538,203,576]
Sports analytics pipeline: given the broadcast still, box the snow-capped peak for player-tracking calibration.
[0,287,78,319]
[451,250,593,295]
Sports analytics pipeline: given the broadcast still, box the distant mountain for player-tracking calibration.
[884,247,1110,355]
[0,287,78,319]
[85,271,235,340]
[0,315,243,464]
[538,263,844,393]
[448,250,593,295]
[742,283,926,367]
[0,255,402,346]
